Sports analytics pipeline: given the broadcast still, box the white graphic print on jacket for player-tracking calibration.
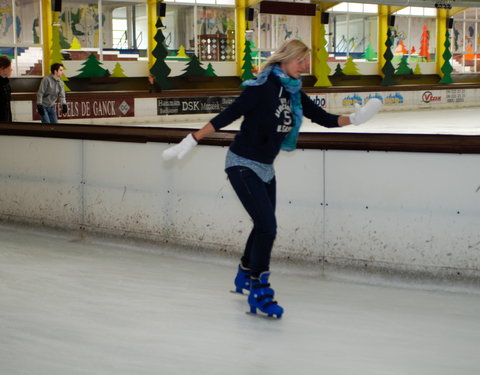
[275,97,293,134]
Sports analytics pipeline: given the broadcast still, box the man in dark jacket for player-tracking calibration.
[0,55,13,122]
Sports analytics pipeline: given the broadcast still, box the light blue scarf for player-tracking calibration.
[243,64,303,151]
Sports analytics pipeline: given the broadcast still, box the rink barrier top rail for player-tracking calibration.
[2,122,480,154]
[10,81,480,100]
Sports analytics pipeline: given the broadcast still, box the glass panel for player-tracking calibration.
[134,3,148,51]
[452,19,464,52]
[464,8,476,19]
[14,46,43,76]
[101,1,147,57]
[15,0,41,44]
[0,1,14,44]
[477,21,480,51]
[348,3,363,13]
[164,4,195,56]
[197,6,235,61]
[465,21,476,55]
[394,16,436,63]
[363,4,377,14]
[331,3,347,12]
[423,8,436,17]
[258,13,273,51]
[252,13,311,72]
[410,7,425,16]
[60,0,100,50]
[332,14,348,56]
[452,53,464,72]
[364,14,377,60]
[348,13,366,54]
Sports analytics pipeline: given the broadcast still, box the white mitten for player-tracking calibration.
[349,98,382,125]
[162,133,198,160]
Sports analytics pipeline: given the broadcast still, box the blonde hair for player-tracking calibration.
[261,39,310,73]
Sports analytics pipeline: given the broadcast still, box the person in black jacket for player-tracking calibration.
[162,39,381,318]
[0,55,13,122]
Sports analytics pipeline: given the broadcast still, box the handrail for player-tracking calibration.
[2,122,480,154]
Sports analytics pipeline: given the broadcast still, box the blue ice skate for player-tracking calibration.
[233,264,251,294]
[248,272,284,319]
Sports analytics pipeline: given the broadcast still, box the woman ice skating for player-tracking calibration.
[162,39,382,318]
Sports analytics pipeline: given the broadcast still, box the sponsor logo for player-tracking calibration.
[365,94,383,103]
[157,97,236,115]
[384,93,404,105]
[309,95,327,108]
[32,98,134,120]
[343,94,363,106]
[422,91,442,103]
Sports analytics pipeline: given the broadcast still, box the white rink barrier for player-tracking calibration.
[0,135,478,279]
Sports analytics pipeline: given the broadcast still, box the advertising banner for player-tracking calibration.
[32,98,135,120]
[157,97,237,115]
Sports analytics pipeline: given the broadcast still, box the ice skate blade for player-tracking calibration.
[230,290,248,295]
[246,311,282,320]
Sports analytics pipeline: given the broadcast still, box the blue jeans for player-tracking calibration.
[40,106,58,124]
[226,166,277,277]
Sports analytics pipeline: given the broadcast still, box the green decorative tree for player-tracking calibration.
[249,40,259,58]
[333,63,345,76]
[241,40,255,82]
[110,62,127,77]
[204,63,217,77]
[150,17,172,89]
[395,56,413,75]
[59,30,70,49]
[179,54,206,77]
[314,24,332,87]
[73,53,108,78]
[362,43,377,61]
[381,27,396,86]
[342,56,361,75]
[439,30,453,84]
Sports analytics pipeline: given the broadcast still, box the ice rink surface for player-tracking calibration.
[150,106,480,135]
[1,223,479,375]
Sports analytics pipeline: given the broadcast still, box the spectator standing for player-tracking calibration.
[37,63,68,123]
[0,55,13,122]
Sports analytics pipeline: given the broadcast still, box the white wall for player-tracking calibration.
[0,135,478,278]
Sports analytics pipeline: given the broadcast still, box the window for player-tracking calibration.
[163,2,235,62]
[246,11,312,73]
[0,0,42,76]
[164,4,195,56]
[197,6,235,61]
[329,2,378,61]
[452,8,480,73]
[393,7,437,64]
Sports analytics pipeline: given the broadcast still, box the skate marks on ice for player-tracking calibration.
[1,224,480,375]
